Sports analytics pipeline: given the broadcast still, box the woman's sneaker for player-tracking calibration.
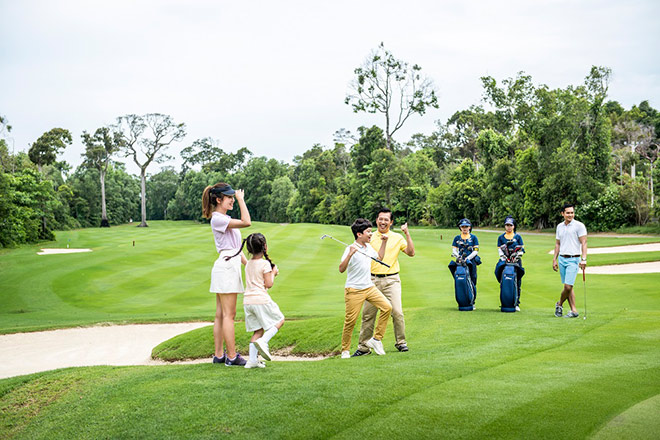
[554,303,563,317]
[564,311,579,318]
[212,352,226,364]
[225,353,247,366]
[245,360,266,369]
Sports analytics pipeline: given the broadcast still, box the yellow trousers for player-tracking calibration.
[342,285,392,352]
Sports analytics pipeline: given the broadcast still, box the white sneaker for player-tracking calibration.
[245,360,266,369]
[341,350,350,359]
[366,338,386,355]
[254,338,271,361]
[515,306,521,312]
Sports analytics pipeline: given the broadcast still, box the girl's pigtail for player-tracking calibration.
[224,238,247,261]
[263,250,275,269]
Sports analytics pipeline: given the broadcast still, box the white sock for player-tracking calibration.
[262,326,279,343]
[249,343,258,363]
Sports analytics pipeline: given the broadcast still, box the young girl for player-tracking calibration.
[231,233,285,369]
[202,183,251,367]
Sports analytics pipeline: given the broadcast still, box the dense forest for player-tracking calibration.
[1,58,659,248]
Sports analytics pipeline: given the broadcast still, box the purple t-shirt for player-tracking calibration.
[211,212,242,252]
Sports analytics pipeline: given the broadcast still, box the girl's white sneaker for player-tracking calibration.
[245,360,266,369]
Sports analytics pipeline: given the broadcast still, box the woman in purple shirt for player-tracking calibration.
[202,183,252,366]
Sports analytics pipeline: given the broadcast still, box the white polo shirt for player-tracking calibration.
[341,242,378,289]
[556,219,587,256]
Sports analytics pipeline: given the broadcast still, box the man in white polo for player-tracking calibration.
[552,203,587,318]
[354,208,415,355]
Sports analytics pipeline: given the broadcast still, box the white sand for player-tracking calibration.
[547,243,660,255]
[0,323,209,379]
[545,243,660,273]
[0,322,326,379]
[586,261,660,274]
[37,248,92,255]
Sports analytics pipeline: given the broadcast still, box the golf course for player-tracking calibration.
[1,221,659,439]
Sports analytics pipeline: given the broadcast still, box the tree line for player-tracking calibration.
[1,46,659,248]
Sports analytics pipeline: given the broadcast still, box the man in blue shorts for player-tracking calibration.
[552,203,587,318]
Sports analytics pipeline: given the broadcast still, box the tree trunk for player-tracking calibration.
[631,142,636,178]
[139,168,148,227]
[386,113,391,151]
[650,162,655,208]
[100,171,110,227]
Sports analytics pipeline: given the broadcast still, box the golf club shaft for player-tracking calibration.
[583,269,587,318]
[322,235,391,268]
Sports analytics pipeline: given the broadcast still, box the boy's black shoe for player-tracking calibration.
[395,344,409,352]
[351,349,371,357]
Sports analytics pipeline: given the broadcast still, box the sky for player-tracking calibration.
[1,0,659,175]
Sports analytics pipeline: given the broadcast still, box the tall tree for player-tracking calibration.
[28,128,72,172]
[81,127,122,227]
[115,113,186,227]
[345,42,438,150]
[146,167,179,220]
[635,126,659,208]
[181,137,251,174]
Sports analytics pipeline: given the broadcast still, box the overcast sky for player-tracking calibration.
[1,0,659,175]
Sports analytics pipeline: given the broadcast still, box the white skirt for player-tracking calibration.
[244,301,285,332]
[210,250,244,294]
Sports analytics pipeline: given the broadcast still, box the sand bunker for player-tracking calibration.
[38,248,92,255]
[586,261,660,274]
[0,322,327,379]
[547,243,660,255]
[545,243,660,273]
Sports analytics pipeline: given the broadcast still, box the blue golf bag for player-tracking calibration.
[454,263,475,311]
[499,264,518,312]
[449,258,477,311]
[495,243,524,312]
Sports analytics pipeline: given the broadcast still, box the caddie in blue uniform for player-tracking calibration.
[552,203,588,318]
[494,215,525,310]
[448,218,481,297]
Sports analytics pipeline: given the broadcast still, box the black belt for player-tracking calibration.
[560,254,581,258]
[371,272,399,278]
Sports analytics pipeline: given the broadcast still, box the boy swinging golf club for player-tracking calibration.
[337,218,392,358]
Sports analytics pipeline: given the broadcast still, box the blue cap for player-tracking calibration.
[504,216,515,225]
[458,218,472,228]
[210,185,235,196]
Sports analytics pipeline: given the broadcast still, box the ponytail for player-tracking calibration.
[202,185,213,219]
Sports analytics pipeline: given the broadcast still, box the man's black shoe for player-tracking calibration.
[351,349,371,357]
[395,344,409,352]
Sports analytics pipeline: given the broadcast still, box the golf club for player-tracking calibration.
[320,234,391,268]
[582,268,587,320]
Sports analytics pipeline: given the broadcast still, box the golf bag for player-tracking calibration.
[453,261,475,311]
[495,243,524,313]
[499,264,518,312]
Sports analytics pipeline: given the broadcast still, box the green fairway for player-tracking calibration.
[1,221,659,439]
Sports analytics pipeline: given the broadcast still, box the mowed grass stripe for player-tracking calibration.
[331,312,655,439]
[268,223,345,316]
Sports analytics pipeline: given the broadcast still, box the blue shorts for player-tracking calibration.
[559,256,580,286]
